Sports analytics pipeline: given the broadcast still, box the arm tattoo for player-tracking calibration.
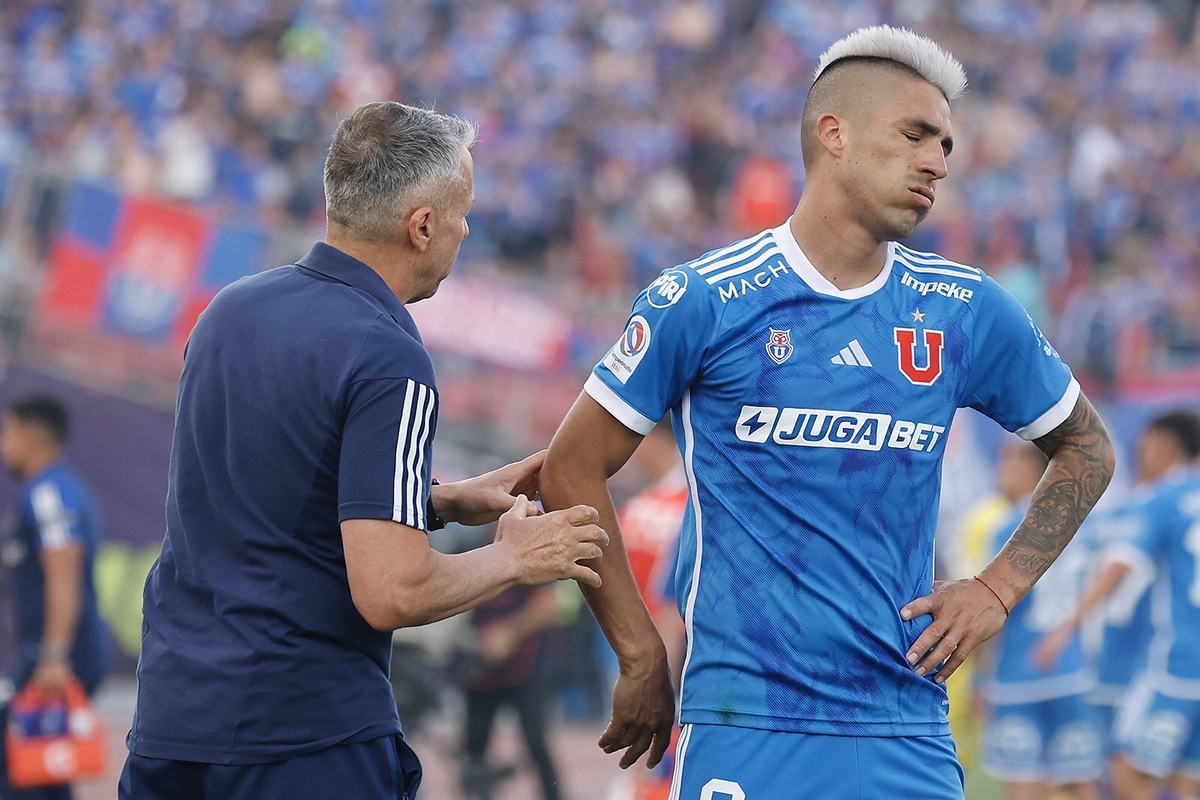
[999,394,1115,592]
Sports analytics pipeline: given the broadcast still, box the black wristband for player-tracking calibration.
[426,478,446,531]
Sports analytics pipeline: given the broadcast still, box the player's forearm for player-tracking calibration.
[1067,560,1130,631]
[42,560,82,656]
[368,544,523,630]
[541,469,666,672]
[985,394,1115,609]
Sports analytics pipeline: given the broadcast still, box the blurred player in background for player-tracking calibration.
[1034,422,1171,758]
[460,583,564,800]
[944,425,1034,772]
[120,102,610,800]
[614,418,687,800]
[977,440,1102,800]
[542,24,1114,798]
[1035,410,1200,800]
[0,395,111,800]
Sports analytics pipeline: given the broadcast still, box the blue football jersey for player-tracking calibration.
[1117,468,1200,689]
[587,221,1077,736]
[1087,494,1155,700]
[981,502,1094,703]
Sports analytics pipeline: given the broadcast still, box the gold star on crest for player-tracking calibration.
[911,309,925,323]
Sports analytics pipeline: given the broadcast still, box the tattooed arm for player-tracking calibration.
[898,393,1115,683]
[995,394,1115,591]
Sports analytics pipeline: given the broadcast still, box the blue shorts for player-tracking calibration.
[981,694,1103,784]
[669,723,964,800]
[1115,678,1200,780]
[118,734,422,800]
[1091,697,1122,757]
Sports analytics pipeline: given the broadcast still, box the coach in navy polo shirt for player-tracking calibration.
[119,103,609,800]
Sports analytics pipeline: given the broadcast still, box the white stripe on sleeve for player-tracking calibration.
[393,380,418,527]
[392,379,437,529]
[30,482,74,551]
[583,374,656,435]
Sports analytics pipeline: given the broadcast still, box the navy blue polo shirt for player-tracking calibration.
[128,242,439,764]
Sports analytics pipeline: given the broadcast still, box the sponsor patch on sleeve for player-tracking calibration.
[602,315,651,384]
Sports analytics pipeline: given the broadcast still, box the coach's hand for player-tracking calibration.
[601,656,675,769]
[899,577,1010,683]
[496,495,609,587]
[434,451,547,526]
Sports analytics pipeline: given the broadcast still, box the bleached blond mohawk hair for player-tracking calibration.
[814,25,967,100]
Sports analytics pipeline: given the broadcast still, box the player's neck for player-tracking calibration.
[324,231,422,304]
[18,449,60,482]
[789,199,889,291]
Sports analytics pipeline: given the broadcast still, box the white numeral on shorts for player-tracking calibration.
[701,778,746,800]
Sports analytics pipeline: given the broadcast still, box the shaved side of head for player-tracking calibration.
[800,58,928,169]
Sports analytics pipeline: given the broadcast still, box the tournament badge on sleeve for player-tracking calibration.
[5,678,106,788]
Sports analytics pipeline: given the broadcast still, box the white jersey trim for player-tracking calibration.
[584,373,656,435]
[770,218,894,299]
[1102,541,1155,579]
[677,390,705,712]
[981,671,1097,704]
[31,482,73,551]
[666,723,693,800]
[1015,377,1080,440]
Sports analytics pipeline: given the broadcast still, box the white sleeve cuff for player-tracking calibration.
[1016,377,1081,440]
[1102,541,1154,576]
[584,373,657,435]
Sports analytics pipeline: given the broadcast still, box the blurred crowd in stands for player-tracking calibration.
[2,0,1200,391]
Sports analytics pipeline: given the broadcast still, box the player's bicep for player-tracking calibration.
[40,542,84,590]
[546,391,647,483]
[341,517,434,631]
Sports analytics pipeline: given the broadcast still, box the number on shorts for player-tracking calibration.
[700,778,746,800]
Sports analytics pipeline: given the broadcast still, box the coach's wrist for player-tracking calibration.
[428,480,458,527]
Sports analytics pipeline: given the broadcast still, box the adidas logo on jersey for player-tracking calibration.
[831,339,872,367]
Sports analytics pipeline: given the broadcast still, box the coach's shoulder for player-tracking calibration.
[351,312,435,385]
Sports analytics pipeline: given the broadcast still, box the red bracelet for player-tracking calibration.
[973,575,1010,617]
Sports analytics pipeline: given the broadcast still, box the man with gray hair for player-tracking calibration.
[118,101,610,799]
[541,25,1114,797]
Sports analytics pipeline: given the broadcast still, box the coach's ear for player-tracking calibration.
[406,206,435,253]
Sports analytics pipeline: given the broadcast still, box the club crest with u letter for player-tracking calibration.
[766,328,793,365]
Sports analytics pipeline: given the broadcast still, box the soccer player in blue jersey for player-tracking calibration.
[1035,410,1200,800]
[540,25,1115,797]
[119,103,609,800]
[0,395,111,800]
[978,441,1102,800]
[1033,447,1163,756]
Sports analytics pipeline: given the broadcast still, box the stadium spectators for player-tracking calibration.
[1,0,1199,389]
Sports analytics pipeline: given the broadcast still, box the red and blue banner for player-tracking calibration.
[41,182,268,350]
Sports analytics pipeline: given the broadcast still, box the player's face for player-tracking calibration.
[844,76,952,241]
[1136,428,1177,483]
[0,415,32,478]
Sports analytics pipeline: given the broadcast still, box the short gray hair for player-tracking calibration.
[323,102,479,241]
[814,25,967,101]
